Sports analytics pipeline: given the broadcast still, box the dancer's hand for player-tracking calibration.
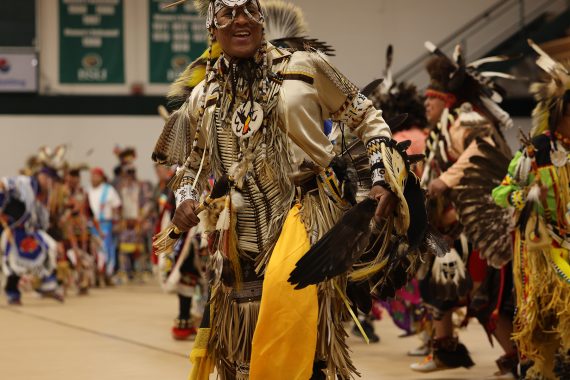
[172,199,201,233]
[369,185,397,223]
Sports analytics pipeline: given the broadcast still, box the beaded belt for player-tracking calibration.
[231,280,263,303]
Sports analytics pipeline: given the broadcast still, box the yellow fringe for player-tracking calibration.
[189,328,215,380]
[333,281,369,345]
[349,258,389,282]
[512,228,570,371]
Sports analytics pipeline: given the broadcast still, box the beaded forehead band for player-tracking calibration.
[207,0,264,29]
[164,0,264,29]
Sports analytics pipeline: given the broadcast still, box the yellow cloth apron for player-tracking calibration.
[249,205,318,380]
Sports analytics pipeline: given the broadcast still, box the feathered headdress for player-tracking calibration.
[424,41,517,129]
[21,145,68,177]
[154,0,333,166]
[113,146,137,164]
[527,38,570,137]
[368,45,427,132]
[166,0,332,105]
[67,163,89,176]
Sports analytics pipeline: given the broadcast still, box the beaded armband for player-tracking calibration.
[331,93,368,128]
[508,190,526,210]
[174,168,200,207]
[366,137,388,187]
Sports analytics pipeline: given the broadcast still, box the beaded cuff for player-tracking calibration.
[366,137,388,187]
[174,169,200,206]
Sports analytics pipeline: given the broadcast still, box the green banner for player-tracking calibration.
[149,0,208,84]
[59,0,124,84]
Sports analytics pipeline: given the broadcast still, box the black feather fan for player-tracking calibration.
[288,198,377,289]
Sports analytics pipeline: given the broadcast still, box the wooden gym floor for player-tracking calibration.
[0,283,502,380]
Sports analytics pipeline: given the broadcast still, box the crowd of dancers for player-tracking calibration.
[0,146,209,340]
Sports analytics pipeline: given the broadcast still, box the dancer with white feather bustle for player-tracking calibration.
[411,42,518,378]
[1,147,66,305]
[493,39,570,380]
[152,0,432,378]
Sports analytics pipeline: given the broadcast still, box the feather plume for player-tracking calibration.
[152,100,192,166]
[528,38,569,76]
[263,1,334,54]
[263,0,307,41]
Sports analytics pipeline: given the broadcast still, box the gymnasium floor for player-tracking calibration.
[0,283,502,380]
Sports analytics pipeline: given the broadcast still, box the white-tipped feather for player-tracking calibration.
[527,184,541,203]
[479,71,517,80]
[514,154,532,183]
[468,55,510,68]
[453,44,462,65]
[528,39,569,75]
[490,91,503,104]
[424,41,437,53]
[480,96,514,129]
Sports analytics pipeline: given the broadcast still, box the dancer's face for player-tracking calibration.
[91,173,103,187]
[37,172,53,193]
[66,174,80,189]
[424,96,447,125]
[213,2,263,59]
